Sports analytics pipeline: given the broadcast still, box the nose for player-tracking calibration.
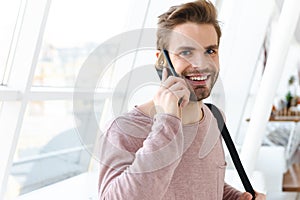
[188,52,215,69]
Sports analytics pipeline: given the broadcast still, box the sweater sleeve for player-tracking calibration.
[98,113,184,200]
[223,182,243,200]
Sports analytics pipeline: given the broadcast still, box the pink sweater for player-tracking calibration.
[98,104,242,199]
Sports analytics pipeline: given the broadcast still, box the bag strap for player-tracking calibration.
[205,103,255,199]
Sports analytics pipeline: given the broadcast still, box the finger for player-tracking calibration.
[179,89,190,107]
[167,87,190,107]
[169,91,188,105]
[162,76,187,89]
[180,94,190,107]
[160,76,190,107]
[168,82,190,96]
[239,192,252,200]
[161,67,168,82]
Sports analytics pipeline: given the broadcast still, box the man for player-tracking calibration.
[98,0,266,199]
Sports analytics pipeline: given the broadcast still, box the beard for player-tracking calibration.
[186,73,218,102]
[180,64,219,102]
[189,86,211,101]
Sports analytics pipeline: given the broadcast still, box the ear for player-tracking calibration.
[156,51,160,58]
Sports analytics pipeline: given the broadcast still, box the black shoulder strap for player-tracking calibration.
[205,103,255,199]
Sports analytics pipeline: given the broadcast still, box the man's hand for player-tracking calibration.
[239,191,266,200]
[153,68,190,118]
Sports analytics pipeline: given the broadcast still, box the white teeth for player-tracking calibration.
[189,76,207,81]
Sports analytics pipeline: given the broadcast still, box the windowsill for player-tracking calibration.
[29,87,117,100]
[16,171,99,200]
[0,86,22,101]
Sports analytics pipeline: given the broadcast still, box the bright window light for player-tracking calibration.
[6,100,105,198]
[0,0,22,85]
[33,0,132,87]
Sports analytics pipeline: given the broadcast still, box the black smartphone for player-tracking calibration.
[162,49,179,77]
[155,49,183,106]
[155,49,178,80]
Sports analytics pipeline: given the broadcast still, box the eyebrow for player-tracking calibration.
[204,44,219,50]
[174,46,196,52]
[174,44,218,52]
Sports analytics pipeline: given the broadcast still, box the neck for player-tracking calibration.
[181,101,204,124]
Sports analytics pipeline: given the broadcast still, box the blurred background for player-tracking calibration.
[0,0,300,199]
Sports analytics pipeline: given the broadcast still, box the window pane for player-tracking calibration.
[0,0,22,85]
[6,99,105,197]
[33,0,132,87]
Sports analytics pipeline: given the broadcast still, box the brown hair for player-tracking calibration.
[156,0,221,50]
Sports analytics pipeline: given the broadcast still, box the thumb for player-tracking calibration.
[240,192,252,200]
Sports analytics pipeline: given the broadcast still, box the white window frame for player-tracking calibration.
[0,0,150,198]
[0,0,52,197]
[0,0,116,197]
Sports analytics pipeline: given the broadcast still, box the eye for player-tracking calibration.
[205,48,217,55]
[179,50,192,56]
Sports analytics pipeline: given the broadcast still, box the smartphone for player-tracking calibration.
[155,49,183,105]
[162,49,179,77]
[155,49,178,80]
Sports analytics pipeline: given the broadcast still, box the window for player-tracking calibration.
[0,0,24,85]
[6,100,105,196]
[33,0,132,88]
[3,0,133,198]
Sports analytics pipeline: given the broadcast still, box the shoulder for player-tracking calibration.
[203,103,226,121]
[105,108,153,139]
[100,109,153,153]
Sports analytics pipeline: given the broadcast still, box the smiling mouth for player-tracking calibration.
[185,74,208,81]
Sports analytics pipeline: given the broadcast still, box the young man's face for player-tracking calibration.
[168,22,220,101]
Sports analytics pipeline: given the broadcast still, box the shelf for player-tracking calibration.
[282,163,300,192]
